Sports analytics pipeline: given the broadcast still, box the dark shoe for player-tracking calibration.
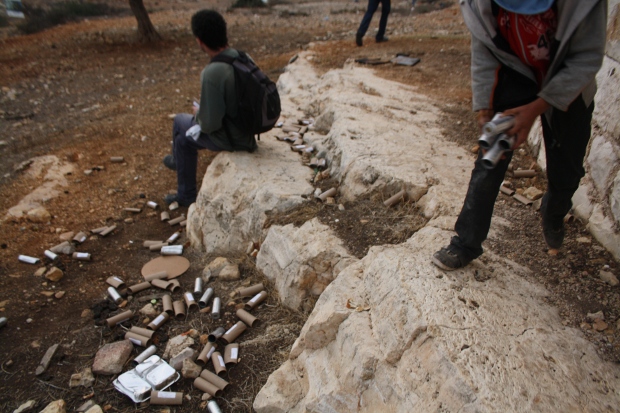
[540,193,565,249]
[355,34,363,47]
[376,36,389,43]
[431,245,472,271]
[163,154,176,171]
[164,193,193,207]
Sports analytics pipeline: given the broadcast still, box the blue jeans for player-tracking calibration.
[357,0,391,41]
[172,114,222,204]
[451,97,594,261]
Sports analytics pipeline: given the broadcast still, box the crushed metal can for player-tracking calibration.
[113,355,180,402]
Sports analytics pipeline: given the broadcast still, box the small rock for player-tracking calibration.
[522,186,543,201]
[169,347,196,371]
[36,344,59,376]
[84,405,103,413]
[27,207,51,223]
[199,334,209,345]
[587,311,605,322]
[34,267,46,277]
[92,340,133,375]
[41,291,55,297]
[162,334,194,359]
[338,204,345,211]
[187,329,200,339]
[26,318,33,323]
[13,400,36,413]
[69,367,95,388]
[576,237,591,243]
[202,257,231,282]
[471,144,479,153]
[139,303,158,317]
[593,319,608,331]
[55,291,65,299]
[599,270,619,287]
[124,218,133,224]
[81,309,93,318]
[39,400,66,413]
[75,400,96,412]
[45,267,64,282]
[181,358,201,378]
[58,231,74,242]
[218,264,240,281]
[202,393,212,401]
[31,341,40,348]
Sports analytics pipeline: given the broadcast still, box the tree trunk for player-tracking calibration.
[128,0,162,42]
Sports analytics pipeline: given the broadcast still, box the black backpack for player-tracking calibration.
[211,50,281,139]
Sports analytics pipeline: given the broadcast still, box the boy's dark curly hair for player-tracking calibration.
[191,10,228,50]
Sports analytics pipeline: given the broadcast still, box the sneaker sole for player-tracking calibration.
[431,255,458,271]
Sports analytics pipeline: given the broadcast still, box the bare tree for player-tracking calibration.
[128,0,161,42]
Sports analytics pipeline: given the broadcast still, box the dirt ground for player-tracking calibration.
[0,0,619,411]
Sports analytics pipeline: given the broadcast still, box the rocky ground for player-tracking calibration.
[0,0,618,412]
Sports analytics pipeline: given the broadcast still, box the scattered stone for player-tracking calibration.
[92,340,133,375]
[202,257,231,282]
[169,347,196,371]
[27,207,51,223]
[84,405,103,413]
[13,400,36,413]
[576,236,591,243]
[338,204,345,211]
[34,267,46,277]
[39,400,66,413]
[218,264,240,281]
[587,311,605,322]
[31,341,40,348]
[124,218,134,224]
[139,303,158,317]
[26,318,32,323]
[41,291,55,297]
[35,343,59,375]
[81,309,93,318]
[55,291,65,299]
[199,334,209,345]
[45,267,64,282]
[187,329,200,339]
[58,231,74,242]
[593,319,609,331]
[181,358,201,378]
[5,359,13,367]
[201,393,212,401]
[69,368,95,388]
[75,400,96,412]
[522,186,543,200]
[599,270,619,287]
[162,334,194,359]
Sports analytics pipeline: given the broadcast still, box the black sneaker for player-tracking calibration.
[376,36,389,43]
[355,34,363,47]
[163,154,176,171]
[540,193,564,249]
[164,194,193,207]
[431,245,472,271]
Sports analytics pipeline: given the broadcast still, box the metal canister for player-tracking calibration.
[211,297,221,320]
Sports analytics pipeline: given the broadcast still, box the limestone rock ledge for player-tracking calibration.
[254,227,620,412]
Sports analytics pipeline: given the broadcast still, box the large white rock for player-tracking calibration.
[187,141,314,254]
[257,218,357,311]
[586,135,618,194]
[612,171,620,224]
[254,227,620,412]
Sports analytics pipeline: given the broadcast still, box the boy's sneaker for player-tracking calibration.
[355,34,363,47]
[163,154,176,171]
[431,245,472,271]
[376,36,389,43]
[164,194,193,207]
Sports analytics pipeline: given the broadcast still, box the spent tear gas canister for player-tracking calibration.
[211,297,221,320]
[199,288,214,308]
[147,312,170,331]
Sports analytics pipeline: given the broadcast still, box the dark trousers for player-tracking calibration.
[450,97,594,261]
[357,0,391,41]
[172,114,222,204]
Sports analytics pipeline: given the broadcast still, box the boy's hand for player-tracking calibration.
[503,98,550,149]
[477,109,493,129]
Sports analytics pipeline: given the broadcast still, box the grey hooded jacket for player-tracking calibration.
[460,0,607,113]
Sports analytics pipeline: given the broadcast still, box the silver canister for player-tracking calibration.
[133,344,157,365]
[72,252,91,261]
[146,201,158,209]
[107,287,123,304]
[166,231,181,244]
[194,278,203,296]
[208,326,226,343]
[211,297,221,320]
[207,400,223,413]
[0,317,7,329]
[44,250,58,261]
[18,255,40,264]
[199,287,214,308]
[160,245,183,256]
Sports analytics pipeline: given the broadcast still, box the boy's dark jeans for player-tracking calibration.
[450,96,594,261]
[172,114,222,204]
[357,0,391,41]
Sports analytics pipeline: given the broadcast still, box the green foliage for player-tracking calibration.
[17,1,111,34]
[231,0,267,9]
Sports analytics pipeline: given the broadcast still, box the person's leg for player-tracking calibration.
[171,114,221,205]
[357,0,380,39]
[540,96,593,247]
[376,0,391,41]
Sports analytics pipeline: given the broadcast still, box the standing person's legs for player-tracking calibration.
[170,113,221,205]
[357,0,380,40]
[376,0,391,41]
[540,96,593,248]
